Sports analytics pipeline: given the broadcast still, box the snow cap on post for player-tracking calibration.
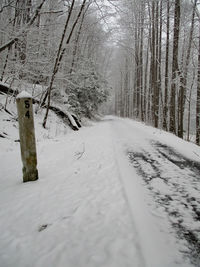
[16,90,32,99]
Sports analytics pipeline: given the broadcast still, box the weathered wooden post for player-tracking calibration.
[16,91,38,182]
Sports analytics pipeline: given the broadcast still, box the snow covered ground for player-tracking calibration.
[0,97,200,267]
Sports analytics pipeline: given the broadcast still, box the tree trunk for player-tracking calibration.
[158,0,162,127]
[196,23,200,145]
[169,0,180,134]
[187,69,195,141]
[163,1,170,130]
[140,0,145,121]
[151,1,158,127]
[178,0,197,138]
[0,46,11,81]
[144,38,150,122]
[43,0,88,128]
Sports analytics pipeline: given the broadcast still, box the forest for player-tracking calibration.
[0,0,111,127]
[1,2,200,266]
[0,0,200,144]
[113,0,200,145]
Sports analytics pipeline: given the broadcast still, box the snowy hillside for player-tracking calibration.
[1,92,200,267]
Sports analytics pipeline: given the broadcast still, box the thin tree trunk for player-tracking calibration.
[69,3,90,74]
[147,2,152,123]
[178,0,197,138]
[187,69,195,141]
[151,1,158,127]
[144,38,150,122]
[158,0,162,127]
[4,78,15,111]
[163,1,170,130]
[120,69,124,117]
[42,0,76,128]
[196,23,200,145]
[135,15,140,118]
[169,0,180,134]
[0,46,11,81]
[56,0,88,73]
[140,0,144,121]
[43,0,88,128]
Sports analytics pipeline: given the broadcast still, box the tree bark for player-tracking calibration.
[163,1,170,130]
[196,23,200,145]
[151,1,158,127]
[178,0,197,138]
[169,0,180,134]
[140,0,145,121]
[158,0,162,127]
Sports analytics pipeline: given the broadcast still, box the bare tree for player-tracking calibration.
[178,0,197,138]
[169,0,181,133]
[196,21,200,145]
[163,0,170,130]
[42,0,88,128]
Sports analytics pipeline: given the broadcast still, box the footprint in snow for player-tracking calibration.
[38,224,49,232]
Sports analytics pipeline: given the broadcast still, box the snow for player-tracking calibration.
[0,97,200,267]
[16,91,32,99]
[0,120,141,267]
[110,118,193,267]
[0,81,9,87]
[65,110,78,128]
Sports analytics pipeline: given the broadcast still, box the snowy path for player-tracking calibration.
[109,117,200,267]
[0,116,200,267]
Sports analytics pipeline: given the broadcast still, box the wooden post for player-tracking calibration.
[16,91,38,182]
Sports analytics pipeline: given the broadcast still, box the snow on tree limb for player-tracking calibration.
[0,0,46,54]
[0,38,18,53]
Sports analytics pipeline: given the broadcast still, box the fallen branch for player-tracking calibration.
[0,82,18,96]
[0,82,81,131]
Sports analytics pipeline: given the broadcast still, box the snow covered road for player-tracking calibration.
[109,117,200,266]
[0,116,200,267]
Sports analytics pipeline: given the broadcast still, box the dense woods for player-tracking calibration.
[0,0,110,125]
[114,0,200,145]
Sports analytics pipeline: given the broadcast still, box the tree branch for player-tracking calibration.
[0,38,18,53]
[0,0,46,54]
[0,0,15,13]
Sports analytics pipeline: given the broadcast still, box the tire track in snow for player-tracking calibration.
[108,126,146,267]
[127,141,200,266]
[108,117,190,267]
